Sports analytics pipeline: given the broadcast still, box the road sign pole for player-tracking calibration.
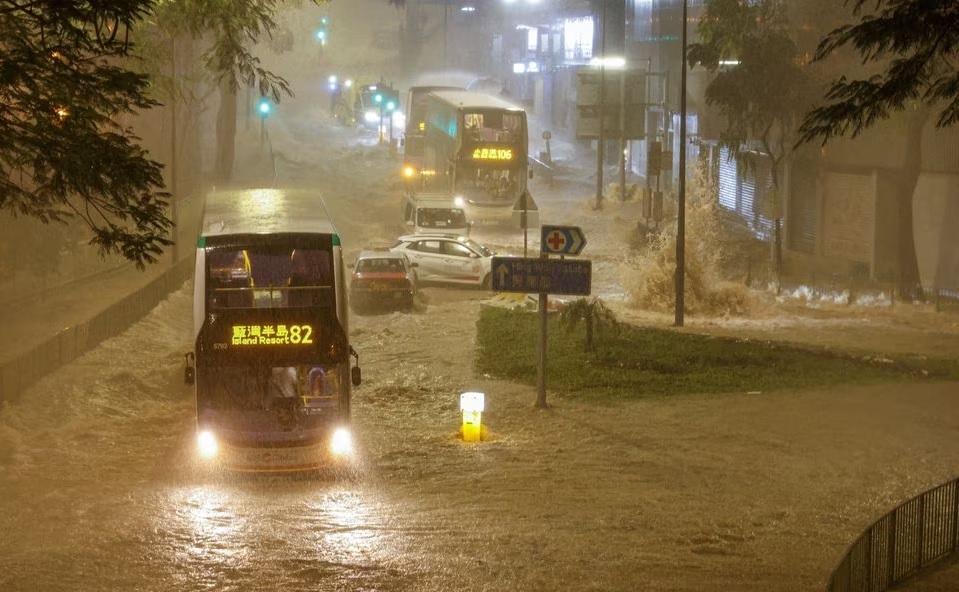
[522,191,528,258]
[536,254,548,409]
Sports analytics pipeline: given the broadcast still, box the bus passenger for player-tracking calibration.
[305,366,337,408]
[288,249,331,306]
[270,366,298,399]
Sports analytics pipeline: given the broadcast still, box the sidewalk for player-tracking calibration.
[0,253,175,366]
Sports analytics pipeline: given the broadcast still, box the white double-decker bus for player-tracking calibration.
[420,90,530,223]
[185,188,361,473]
[401,84,462,182]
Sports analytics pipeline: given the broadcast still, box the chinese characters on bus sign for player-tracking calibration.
[490,257,591,296]
[471,147,513,161]
[231,324,315,346]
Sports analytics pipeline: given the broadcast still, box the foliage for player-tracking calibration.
[559,297,620,352]
[148,0,326,102]
[796,0,958,302]
[797,0,959,145]
[687,0,808,186]
[475,306,959,402]
[0,0,172,268]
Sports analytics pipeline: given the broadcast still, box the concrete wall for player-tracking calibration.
[0,257,193,405]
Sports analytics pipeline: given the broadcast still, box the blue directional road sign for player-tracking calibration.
[491,257,592,296]
[541,225,587,255]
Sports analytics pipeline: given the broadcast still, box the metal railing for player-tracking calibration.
[935,287,959,313]
[827,477,959,591]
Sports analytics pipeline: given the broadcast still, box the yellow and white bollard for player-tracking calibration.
[460,392,485,442]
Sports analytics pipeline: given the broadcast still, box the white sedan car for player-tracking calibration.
[390,233,496,288]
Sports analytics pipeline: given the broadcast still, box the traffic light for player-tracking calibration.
[384,88,399,113]
[380,87,399,113]
[257,97,272,117]
[315,16,329,46]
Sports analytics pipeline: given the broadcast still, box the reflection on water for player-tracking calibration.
[175,486,250,566]
[158,481,403,590]
[307,490,381,562]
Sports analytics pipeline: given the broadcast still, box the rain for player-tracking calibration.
[1,1,958,591]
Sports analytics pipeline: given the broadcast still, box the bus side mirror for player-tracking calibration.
[350,345,361,386]
[184,352,195,385]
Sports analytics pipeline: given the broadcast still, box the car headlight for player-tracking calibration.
[453,196,466,207]
[330,427,353,457]
[197,429,218,459]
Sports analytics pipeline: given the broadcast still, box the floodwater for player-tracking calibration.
[2,278,958,591]
[2,4,959,587]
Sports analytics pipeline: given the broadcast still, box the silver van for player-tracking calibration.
[400,193,472,235]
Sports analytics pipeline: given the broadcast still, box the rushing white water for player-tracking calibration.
[2,3,959,588]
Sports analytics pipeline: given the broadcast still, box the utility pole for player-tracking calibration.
[675,0,688,327]
[594,0,607,210]
[619,65,627,202]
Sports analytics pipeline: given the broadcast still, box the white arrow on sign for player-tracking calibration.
[541,225,587,255]
[495,261,511,286]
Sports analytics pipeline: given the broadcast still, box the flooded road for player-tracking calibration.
[2,57,959,591]
[2,280,959,591]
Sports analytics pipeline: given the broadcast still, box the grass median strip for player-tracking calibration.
[475,307,959,401]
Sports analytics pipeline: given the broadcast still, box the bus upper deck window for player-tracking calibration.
[210,250,251,282]
[288,249,331,307]
[209,249,253,308]
[289,249,331,286]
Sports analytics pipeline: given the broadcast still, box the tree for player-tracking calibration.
[687,0,809,293]
[559,297,619,353]
[150,0,326,182]
[0,0,172,268]
[797,0,959,300]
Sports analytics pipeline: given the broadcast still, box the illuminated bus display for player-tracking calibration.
[471,147,513,161]
[231,324,314,346]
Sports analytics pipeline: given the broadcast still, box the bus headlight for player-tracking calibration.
[330,427,353,457]
[403,166,417,178]
[197,429,218,459]
[364,110,379,124]
[453,195,466,208]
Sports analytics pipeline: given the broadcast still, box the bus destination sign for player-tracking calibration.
[231,323,315,346]
[471,147,513,161]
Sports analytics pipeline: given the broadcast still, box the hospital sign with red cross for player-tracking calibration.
[540,225,587,256]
